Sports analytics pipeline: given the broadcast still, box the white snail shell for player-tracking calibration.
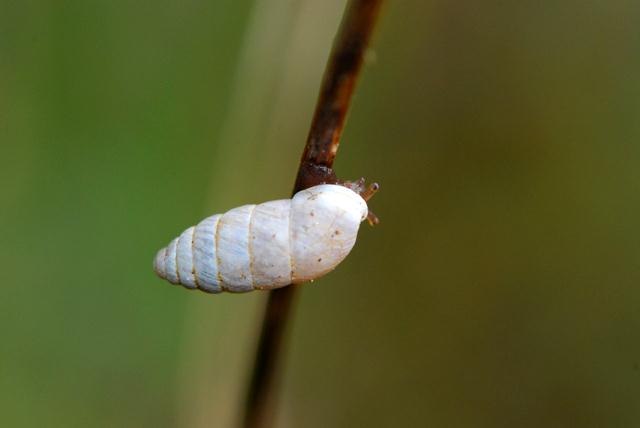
[153,184,368,293]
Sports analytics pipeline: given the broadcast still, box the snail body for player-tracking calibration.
[154,184,369,293]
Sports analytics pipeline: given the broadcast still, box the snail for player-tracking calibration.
[154,180,378,293]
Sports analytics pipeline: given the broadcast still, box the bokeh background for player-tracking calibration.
[2,0,640,427]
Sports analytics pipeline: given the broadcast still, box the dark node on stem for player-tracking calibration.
[294,162,338,191]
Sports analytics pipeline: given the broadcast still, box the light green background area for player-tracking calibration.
[2,1,640,427]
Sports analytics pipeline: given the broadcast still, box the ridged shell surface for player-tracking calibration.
[154,184,368,293]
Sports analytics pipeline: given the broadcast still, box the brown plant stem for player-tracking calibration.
[243,1,384,427]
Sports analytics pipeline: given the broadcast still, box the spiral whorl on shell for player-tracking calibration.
[153,184,368,293]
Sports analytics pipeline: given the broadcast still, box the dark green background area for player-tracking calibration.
[2,1,639,427]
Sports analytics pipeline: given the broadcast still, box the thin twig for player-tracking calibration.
[243,2,384,427]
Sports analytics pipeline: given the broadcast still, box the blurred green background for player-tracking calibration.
[2,0,640,427]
